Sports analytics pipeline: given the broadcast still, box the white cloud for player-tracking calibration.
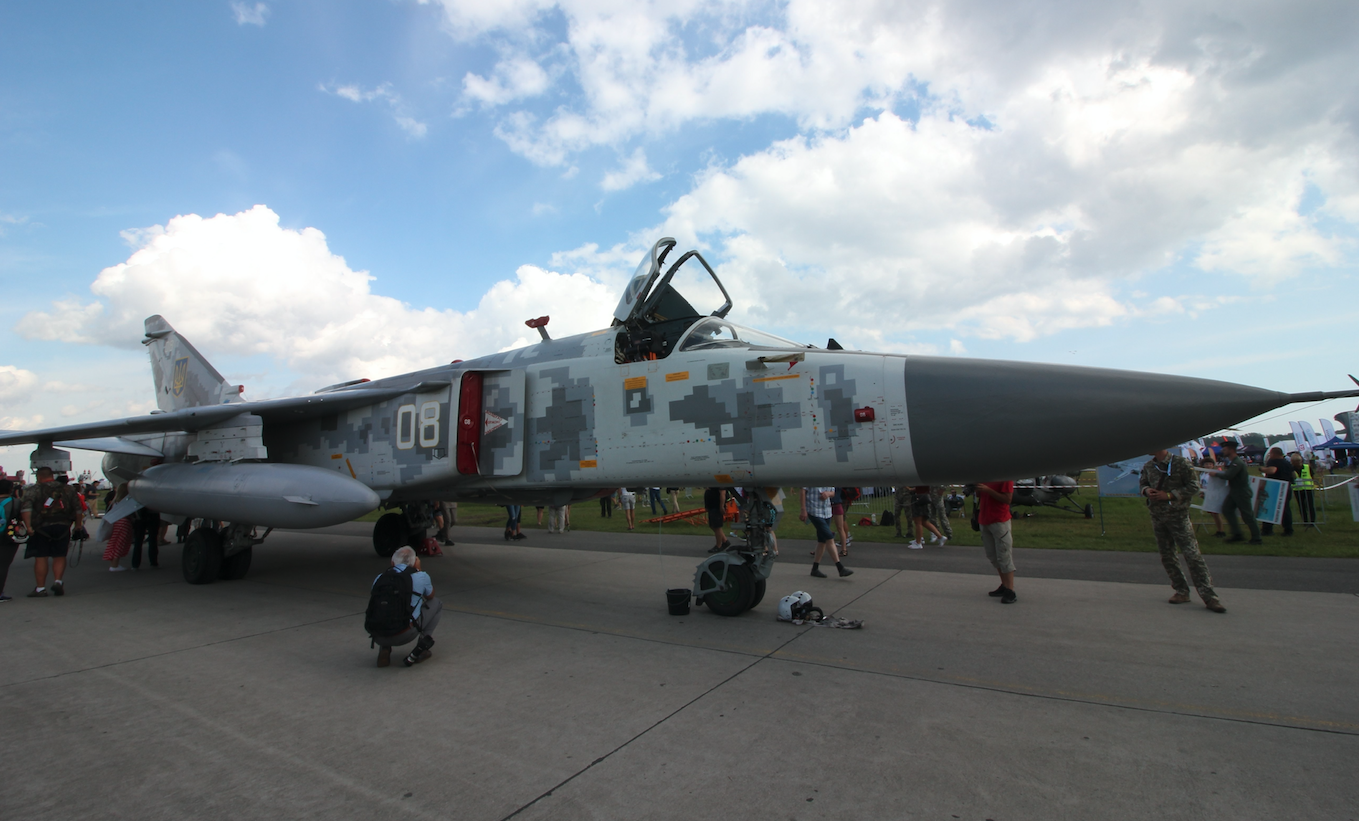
[600,148,661,191]
[463,57,551,106]
[15,206,619,387]
[0,366,39,405]
[230,2,269,27]
[321,83,429,139]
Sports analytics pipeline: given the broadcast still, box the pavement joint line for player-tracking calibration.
[498,568,908,819]
[498,599,819,820]
[0,610,365,690]
[73,658,444,820]
[767,651,1359,737]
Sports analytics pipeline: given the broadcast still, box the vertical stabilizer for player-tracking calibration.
[143,316,244,411]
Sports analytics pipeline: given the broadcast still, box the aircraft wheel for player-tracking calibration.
[1083,504,1094,519]
[373,513,405,557]
[749,577,767,609]
[704,563,755,617]
[219,547,252,580]
[183,529,223,585]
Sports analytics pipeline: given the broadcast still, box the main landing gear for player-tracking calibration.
[372,502,434,558]
[182,522,269,585]
[692,489,775,617]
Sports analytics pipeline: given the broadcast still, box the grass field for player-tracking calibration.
[360,470,1359,559]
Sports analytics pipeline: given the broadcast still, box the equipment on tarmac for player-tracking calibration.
[777,591,822,622]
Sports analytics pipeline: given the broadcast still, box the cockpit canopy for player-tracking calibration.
[612,238,732,327]
[613,239,800,363]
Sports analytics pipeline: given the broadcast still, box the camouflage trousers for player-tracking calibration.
[1151,515,1217,602]
[928,494,953,538]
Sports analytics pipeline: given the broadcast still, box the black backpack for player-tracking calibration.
[365,565,416,637]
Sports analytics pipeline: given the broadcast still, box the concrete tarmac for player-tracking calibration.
[2,524,1357,820]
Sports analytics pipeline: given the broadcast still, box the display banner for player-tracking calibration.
[1197,472,1228,514]
[1349,481,1359,523]
[1250,476,1291,525]
[1097,457,1150,497]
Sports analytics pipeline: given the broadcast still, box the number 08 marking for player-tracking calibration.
[396,401,441,450]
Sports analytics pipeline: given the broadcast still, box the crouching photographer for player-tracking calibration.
[365,546,442,668]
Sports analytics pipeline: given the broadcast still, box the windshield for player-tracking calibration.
[676,318,803,352]
[612,249,658,325]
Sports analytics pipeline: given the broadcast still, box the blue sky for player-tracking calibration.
[2,0,1357,475]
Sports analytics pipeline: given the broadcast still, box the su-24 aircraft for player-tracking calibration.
[4,238,1357,615]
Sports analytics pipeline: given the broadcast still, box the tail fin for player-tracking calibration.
[143,315,244,411]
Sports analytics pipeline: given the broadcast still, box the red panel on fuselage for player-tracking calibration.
[455,371,483,475]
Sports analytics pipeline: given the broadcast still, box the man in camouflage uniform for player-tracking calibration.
[928,486,954,541]
[19,466,85,598]
[1139,449,1226,613]
[892,487,913,537]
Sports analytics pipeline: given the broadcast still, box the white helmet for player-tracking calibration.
[778,591,821,622]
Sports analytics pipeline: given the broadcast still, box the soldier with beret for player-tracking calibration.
[1140,449,1226,613]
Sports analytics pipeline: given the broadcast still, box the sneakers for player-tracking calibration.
[1225,535,1244,543]
[1205,599,1227,613]
[936,537,948,548]
[51,581,64,596]
[1168,592,1191,604]
[377,646,392,668]
[0,594,12,603]
[988,584,1006,597]
[1000,588,1017,604]
[27,588,48,598]
[810,567,827,578]
[403,639,434,667]
[109,566,127,572]
[837,566,854,577]
[1212,531,1226,538]
[907,540,923,550]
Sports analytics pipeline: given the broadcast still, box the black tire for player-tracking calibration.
[373,513,405,558]
[219,547,252,580]
[704,563,755,616]
[1083,503,1094,519]
[183,528,223,585]
[749,577,767,609]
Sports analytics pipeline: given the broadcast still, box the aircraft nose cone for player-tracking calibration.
[902,357,1289,482]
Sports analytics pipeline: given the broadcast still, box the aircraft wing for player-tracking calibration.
[0,386,419,449]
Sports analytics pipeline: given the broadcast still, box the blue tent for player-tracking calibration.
[1312,436,1359,451]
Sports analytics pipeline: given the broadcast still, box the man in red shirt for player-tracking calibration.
[977,481,1016,603]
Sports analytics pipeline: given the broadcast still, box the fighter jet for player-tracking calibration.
[1010,475,1094,518]
[3,237,1356,613]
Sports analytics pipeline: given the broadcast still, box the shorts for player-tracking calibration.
[981,521,1015,574]
[707,509,724,529]
[911,496,931,518]
[25,524,72,559]
[807,515,834,543]
[831,503,845,517]
[619,496,636,510]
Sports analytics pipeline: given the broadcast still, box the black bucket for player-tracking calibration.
[666,588,691,616]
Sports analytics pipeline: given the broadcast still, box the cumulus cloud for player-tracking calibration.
[463,57,551,106]
[0,366,39,405]
[230,2,269,27]
[15,206,618,387]
[409,0,1359,346]
[321,83,428,138]
[600,148,662,191]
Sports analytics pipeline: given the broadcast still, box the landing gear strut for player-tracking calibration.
[692,489,776,616]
